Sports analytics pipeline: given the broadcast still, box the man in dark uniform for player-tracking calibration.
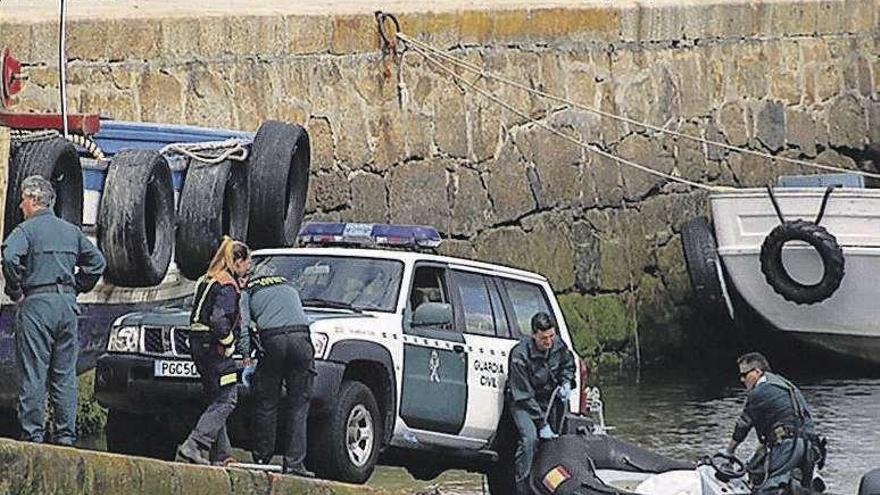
[245,275,315,477]
[506,312,576,495]
[725,352,823,494]
[2,175,106,444]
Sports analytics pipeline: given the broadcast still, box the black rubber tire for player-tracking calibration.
[760,219,845,305]
[246,120,310,249]
[681,217,730,320]
[105,410,177,460]
[5,137,83,237]
[175,158,249,280]
[98,150,175,287]
[859,468,880,495]
[308,381,381,484]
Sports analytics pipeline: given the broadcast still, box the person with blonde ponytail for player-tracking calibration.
[176,236,251,466]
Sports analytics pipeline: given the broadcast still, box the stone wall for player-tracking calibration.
[2,0,878,365]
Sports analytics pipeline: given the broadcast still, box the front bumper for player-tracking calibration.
[94,353,344,416]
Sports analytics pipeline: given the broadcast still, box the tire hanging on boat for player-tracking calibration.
[175,158,249,280]
[680,216,732,320]
[246,120,310,249]
[4,137,83,237]
[759,219,844,305]
[98,150,175,287]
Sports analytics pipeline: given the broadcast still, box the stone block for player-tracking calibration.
[785,107,817,157]
[826,94,867,148]
[308,169,350,212]
[728,152,778,187]
[160,17,200,60]
[80,87,137,120]
[571,220,601,292]
[638,195,675,246]
[100,19,164,61]
[564,52,602,109]
[349,171,388,223]
[598,237,630,292]
[616,133,671,200]
[329,92,372,169]
[230,61,272,131]
[815,149,857,170]
[403,109,434,162]
[226,15,286,58]
[557,293,600,358]
[399,12,461,51]
[196,16,230,58]
[516,119,581,207]
[330,15,377,55]
[491,10,530,44]
[589,154,625,207]
[369,101,407,171]
[307,116,335,172]
[467,94,503,163]
[183,63,234,128]
[388,160,451,232]
[656,235,689,304]
[0,23,34,62]
[868,101,880,145]
[433,81,468,158]
[438,239,477,260]
[598,84,625,145]
[672,122,709,183]
[733,45,769,100]
[755,100,786,152]
[138,68,185,124]
[487,142,535,222]
[765,40,802,105]
[458,10,493,45]
[450,167,494,237]
[29,22,56,64]
[286,15,333,55]
[843,55,873,97]
[670,52,709,119]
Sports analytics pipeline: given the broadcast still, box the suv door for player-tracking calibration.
[399,263,469,441]
[448,269,519,443]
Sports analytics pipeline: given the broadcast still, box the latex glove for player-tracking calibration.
[241,364,257,388]
[538,425,558,440]
[558,382,572,401]
[715,447,731,457]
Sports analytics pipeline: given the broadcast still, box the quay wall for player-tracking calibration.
[1,0,878,365]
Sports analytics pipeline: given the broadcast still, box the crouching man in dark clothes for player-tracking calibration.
[725,352,826,494]
[506,312,576,495]
[246,275,315,477]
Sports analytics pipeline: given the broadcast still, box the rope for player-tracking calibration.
[398,33,880,181]
[160,138,249,165]
[9,129,61,142]
[408,42,726,192]
[65,133,105,160]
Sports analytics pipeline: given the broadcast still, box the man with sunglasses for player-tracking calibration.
[722,352,825,494]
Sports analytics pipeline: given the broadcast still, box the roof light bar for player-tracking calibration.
[298,222,442,249]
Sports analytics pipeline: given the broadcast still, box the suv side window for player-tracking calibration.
[451,270,497,337]
[501,278,555,337]
[405,264,457,336]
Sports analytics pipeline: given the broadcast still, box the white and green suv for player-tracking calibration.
[94,223,590,491]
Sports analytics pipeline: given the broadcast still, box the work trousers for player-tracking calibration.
[748,437,811,495]
[253,330,314,468]
[15,293,79,445]
[511,407,539,495]
[189,333,239,463]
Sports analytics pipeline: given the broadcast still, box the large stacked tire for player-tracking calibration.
[98,150,175,287]
[247,121,310,249]
[4,137,83,237]
[174,158,249,280]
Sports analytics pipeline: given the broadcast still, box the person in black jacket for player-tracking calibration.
[505,312,576,495]
[725,352,824,494]
[176,237,250,466]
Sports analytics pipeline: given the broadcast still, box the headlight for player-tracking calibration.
[108,325,140,353]
[311,332,329,359]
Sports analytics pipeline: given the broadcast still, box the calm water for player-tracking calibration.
[400,367,880,495]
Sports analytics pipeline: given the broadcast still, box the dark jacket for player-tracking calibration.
[732,371,816,445]
[2,209,105,300]
[190,271,241,349]
[245,276,308,330]
[506,336,576,429]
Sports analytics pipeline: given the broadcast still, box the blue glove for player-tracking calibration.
[538,425,558,440]
[715,447,731,457]
[558,382,572,401]
[241,364,256,388]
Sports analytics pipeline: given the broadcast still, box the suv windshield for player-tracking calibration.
[252,254,404,313]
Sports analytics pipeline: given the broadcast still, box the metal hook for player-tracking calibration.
[375,11,402,54]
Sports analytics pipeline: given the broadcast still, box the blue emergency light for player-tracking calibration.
[298,223,443,249]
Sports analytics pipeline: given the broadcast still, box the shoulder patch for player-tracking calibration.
[247,275,288,290]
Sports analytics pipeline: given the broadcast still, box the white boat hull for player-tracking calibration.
[710,187,880,364]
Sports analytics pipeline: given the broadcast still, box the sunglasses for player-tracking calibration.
[739,368,756,378]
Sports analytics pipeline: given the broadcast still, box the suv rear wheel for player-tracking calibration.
[308,380,381,483]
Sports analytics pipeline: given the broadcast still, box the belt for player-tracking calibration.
[767,425,797,446]
[260,324,310,338]
[24,284,76,297]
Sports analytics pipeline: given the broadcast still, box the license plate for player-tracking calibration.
[154,360,200,378]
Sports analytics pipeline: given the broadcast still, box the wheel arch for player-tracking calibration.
[327,340,397,446]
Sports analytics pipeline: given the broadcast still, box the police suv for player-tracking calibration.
[94,223,590,490]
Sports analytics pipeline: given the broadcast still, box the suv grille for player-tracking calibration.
[141,326,192,357]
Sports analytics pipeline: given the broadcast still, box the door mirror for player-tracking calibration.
[411,302,453,327]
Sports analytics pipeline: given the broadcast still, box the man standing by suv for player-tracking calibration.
[2,175,106,445]
[506,312,576,495]
[245,275,315,477]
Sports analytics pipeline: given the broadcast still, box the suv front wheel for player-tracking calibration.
[309,380,381,483]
